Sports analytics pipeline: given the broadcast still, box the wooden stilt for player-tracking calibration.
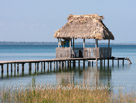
[83,60,85,68]
[29,63,32,71]
[44,62,46,72]
[112,59,114,66]
[17,63,19,73]
[108,59,109,67]
[11,64,13,73]
[104,59,105,67]
[14,63,16,74]
[1,64,4,73]
[22,63,24,73]
[37,63,39,71]
[35,63,37,72]
[88,60,90,67]
[92,61,93,67]
[7,64,9,75]
[122,59,124,66]
[118,59,119,66]
[78,60,80,68]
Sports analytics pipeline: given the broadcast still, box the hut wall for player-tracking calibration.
[83,47,112,58]
[56,47,72,58]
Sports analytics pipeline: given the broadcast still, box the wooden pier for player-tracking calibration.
[0,57,132,79]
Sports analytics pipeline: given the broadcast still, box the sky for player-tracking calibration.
[0,0,136,43]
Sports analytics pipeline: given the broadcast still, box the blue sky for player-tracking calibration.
[0,0,136,43]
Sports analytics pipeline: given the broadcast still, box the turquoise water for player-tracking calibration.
[0,44,136,93]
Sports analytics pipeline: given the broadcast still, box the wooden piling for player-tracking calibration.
[22,63,24,73]
[1,64,4,73]
[83,60,85,68]
[29,63,32,71]
[122,59,124,66]
[118,59,119,66]
[44,62,46,72]
[11,64,13,73]
[112,59,114,66]
[17,63,19,73]
[37,63,39,71]
[78,60,80,67]
[7,64,9,74]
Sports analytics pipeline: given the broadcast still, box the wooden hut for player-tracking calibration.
[54,14,114,59]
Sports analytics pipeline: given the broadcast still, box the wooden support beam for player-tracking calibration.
[17,63,19,73]
[44,62,46,71]
[122,59,124,66]
[11,64,13,73]
[1,64,4,73]
[14,63,16,74]
[92,61,93,67]
[118,59,119,66]
[29,63,32,71]
[37,63,39,71]
[83,60,85,68]
[78,60,80,68]
[112,59,114,66]
[22,63,24,73]
[7,64,9,74]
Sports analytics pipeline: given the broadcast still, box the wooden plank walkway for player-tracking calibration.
[0,57,132,79]
[0,57,132,64]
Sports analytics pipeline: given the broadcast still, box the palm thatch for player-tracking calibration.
[54,14,114,40]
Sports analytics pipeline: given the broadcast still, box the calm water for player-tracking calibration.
[0,44,136,93]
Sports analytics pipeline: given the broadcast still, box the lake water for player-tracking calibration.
[0,44,136,93]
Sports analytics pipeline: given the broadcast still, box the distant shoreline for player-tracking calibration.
[0,41,136,45]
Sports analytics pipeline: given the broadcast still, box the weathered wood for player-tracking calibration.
[83,47,111,58]
[78,60,80,67]
[112,59,114,66]
[122,59,124,65]
[11,64,13,73]
[83,60,85,68]
[56,47,72,58]
[22,63,24,72]
[17,63,19,73]
[1,64,4,73]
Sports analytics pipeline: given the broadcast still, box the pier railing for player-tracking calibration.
[83,47,112,58]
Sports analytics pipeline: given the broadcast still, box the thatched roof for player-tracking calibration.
[54,14,114,40]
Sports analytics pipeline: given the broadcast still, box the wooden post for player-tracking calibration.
[29,63,32,71]
[92,61,93,67]
[22,63,24,73]
[122,59,124,66]
[107,59,109,67]
[88,60,90,67]
[1,64,4,73]
[69,39,71,48]
[78,60,80,68]
[35,63,37,72]
[108,40,110,48]
[17,63,19,73]
[44,62,46,72]
[104,59,105,67]
[14,63,16,74]
[50,62,52,71]
[48,62,49,71]
[112,59,114,66]
[118,59,119,66]
[37,63,39,71]
[7,64,9,75]
[53,62,55,71]
[73,60,75,67]
[83,39,85,48]
[73,38,74,50]
[83,60,85,68]
[11,64,13,73]
[95,39,98,48]
[58,38,60,48]
[41,62,43,71]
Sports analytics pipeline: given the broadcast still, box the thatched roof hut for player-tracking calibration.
[54,14,114,40]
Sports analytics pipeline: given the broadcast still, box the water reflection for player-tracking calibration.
[56,66,112,88]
